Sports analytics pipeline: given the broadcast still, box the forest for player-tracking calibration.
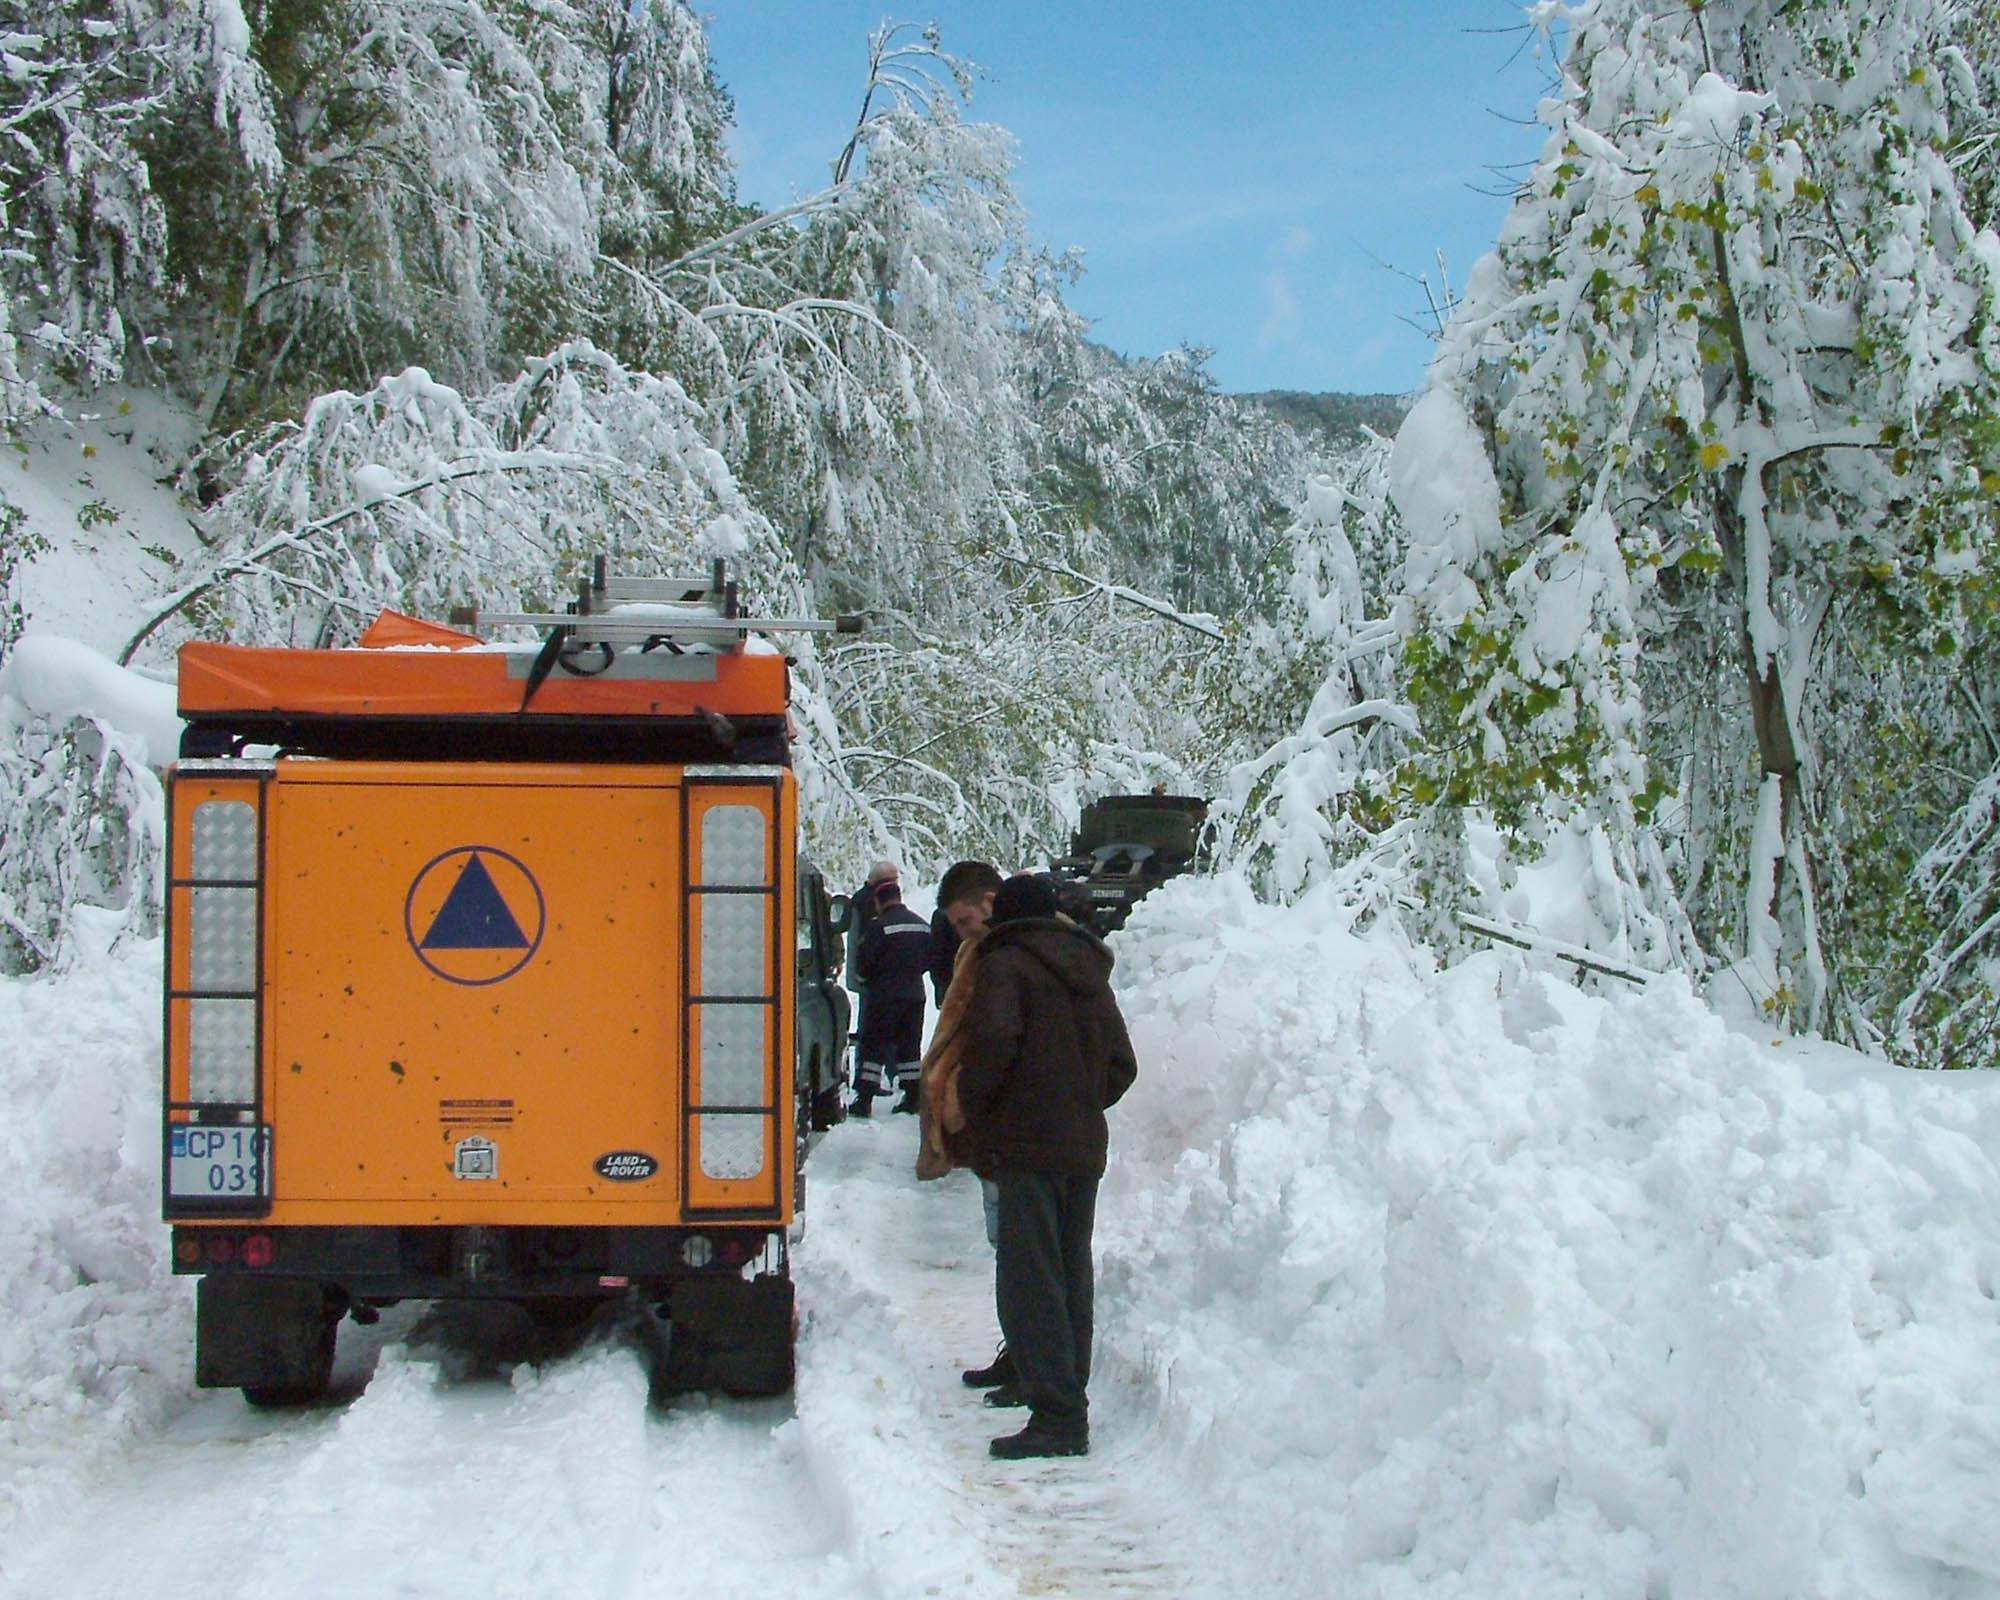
[0,0,1995,1071]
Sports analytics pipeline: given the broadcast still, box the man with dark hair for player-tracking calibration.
[957,872,1138,1460]
[853,877,931,1115]
[935,859,1004,946]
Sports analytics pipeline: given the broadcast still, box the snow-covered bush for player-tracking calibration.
[0,637,174,973]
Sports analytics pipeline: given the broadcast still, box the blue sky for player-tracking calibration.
[701,2,1559,397]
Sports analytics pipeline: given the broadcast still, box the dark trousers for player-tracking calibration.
[855,991,924,1100]
[994,1171,1098,1431]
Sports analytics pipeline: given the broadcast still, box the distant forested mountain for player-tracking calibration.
[1242,390,1411,452]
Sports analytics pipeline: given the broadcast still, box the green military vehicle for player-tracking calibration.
[1052,794,1209,934]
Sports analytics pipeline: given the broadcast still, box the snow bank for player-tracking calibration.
[0,924,190,1537]
[1098,874,2000,1600]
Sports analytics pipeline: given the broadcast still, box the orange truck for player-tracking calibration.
[162,562,857,1403]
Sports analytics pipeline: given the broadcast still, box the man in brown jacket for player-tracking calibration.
[916,861,1014,1388]
[956,872,1138,1460]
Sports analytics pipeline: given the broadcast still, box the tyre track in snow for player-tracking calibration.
[793,1115,1194,1599]
[4,1119,1194,1600]
[0,1306,845,1600]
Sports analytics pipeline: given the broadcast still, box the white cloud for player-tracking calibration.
[1258,268,1301,349]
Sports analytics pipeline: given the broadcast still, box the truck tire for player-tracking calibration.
[197,1276,338,1406]
[647,1274,796,1400]
[240,1308,336,1407]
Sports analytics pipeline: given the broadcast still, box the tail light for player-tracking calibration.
[713,1232,765,1268]
[242,1233,275,1268]
[679,1232,767,1269]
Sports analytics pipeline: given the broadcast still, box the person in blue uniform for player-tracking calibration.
[853,877,933,1115]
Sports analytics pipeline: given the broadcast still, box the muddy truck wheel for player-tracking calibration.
[204,1278,341,1407]
[645,1274,796,1401]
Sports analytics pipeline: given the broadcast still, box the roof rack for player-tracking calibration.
[449,557,863,652]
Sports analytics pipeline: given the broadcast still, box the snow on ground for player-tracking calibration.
[1100,873,2000,1600]
[0,969,1193,1599]
[0,913,190,1540]
[9,389,206,661]
[5,871,1998,1597]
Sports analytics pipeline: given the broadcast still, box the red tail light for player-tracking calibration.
[242,1233,275,1268]
[204,1235,236,1264]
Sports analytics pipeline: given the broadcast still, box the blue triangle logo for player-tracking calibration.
[422,854,530,950]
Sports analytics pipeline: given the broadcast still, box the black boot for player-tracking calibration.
[850,1092,874,1118]
[961,1345,1015,1388]
[982,1383,1028,1409]
[892,1087,918,1114]
[990,1417,1088,1459]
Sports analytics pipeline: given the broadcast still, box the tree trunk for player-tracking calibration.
[1715,473,1827,1031]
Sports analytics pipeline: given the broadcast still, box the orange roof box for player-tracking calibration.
[177,632,790,721]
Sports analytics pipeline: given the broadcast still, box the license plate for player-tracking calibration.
[169,1126,271,1199]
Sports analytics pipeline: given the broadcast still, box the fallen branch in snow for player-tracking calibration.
[1457,912,1661,987]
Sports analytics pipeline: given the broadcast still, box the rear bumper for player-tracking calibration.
[170,1223,781,1300]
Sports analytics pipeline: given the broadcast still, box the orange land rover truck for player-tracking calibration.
[162,562,857,1404]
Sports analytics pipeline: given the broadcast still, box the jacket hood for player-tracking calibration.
[984,916,1112,998]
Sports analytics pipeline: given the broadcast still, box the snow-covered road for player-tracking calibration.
[1,1113,1196,1600]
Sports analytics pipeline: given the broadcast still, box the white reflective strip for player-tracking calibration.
[698,1116,765,1181]
[189,999,257,1104]
[190,887,257,990]
[696,1003,767,1180]
[701,894,766,995]
[700,804,768,886]
[191,800,259,881]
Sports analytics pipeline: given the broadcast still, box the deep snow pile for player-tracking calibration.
[0,917,191,1534]
[1098,872,2000,1599]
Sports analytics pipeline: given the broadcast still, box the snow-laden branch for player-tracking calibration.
[1457,913,1662,986]
[654,191,852,279]
[994,553,1226,641]
[118,450,625,664]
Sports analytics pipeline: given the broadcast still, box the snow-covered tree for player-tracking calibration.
[119,342,789,662]
[1206,436,1421,905]
[147,0,603,429]
[1413,0,2000,1040]
[0,0,201,417]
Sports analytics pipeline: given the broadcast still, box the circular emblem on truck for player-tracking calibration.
[404,846,546,986]
[594,1150,659,1182]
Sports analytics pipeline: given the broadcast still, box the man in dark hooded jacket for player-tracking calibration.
[956,872,1137,1459]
